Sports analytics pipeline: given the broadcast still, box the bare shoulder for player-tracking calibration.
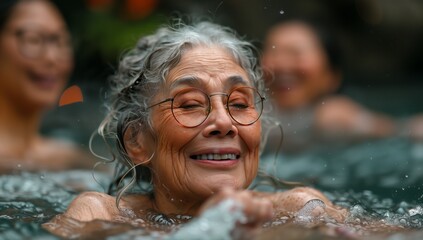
[65,191,119,221]
[315,96,364,123]
[315,95,395,138]
[37,138,97,170]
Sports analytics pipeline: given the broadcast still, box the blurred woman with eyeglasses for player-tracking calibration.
[0,0,95,173]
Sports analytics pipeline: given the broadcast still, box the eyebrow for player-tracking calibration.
[227,75,250,86]
[169,76,201,89]
[169,75,250,90]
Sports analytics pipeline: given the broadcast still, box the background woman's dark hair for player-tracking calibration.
[305,18,344,92]
[307,20,343,74]
[0,0,19,30]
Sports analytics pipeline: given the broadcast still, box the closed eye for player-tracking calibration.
[176,100,206,109]
[229,103,249,109]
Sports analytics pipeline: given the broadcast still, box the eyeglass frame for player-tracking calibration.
[10,27,73,60]
[148,86,266,128]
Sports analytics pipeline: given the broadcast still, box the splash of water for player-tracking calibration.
[295,199,326,224]
[109,199,245,240]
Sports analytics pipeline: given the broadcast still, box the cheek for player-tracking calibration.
[244,151,260,188]
[299,50,328,77]
[242,124,261,175]
[151,110,193,176]
[261,54,274,69]
[0,50,23,78]
[60,59,74,77]
[244,124,262,150]
[62,58,74,75]
[154,110,188,151]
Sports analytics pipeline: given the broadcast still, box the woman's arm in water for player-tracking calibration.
[268,187,348,222]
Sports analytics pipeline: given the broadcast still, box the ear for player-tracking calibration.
[123,124,152,166]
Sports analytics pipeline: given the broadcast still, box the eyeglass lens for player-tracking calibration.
[171,87,263,127]
[16,29,72,59]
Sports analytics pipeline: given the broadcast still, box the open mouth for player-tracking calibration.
[274,74,298,89]
[190,153,239,161]
[28,72,59,90]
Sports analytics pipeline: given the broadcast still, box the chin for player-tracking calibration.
[205,175,244,191]
[32,96,61,110]
[23,87,63,109]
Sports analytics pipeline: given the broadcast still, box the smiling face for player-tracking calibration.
[142,45,261,213]
[0,0,73,111]
[261,22,339,111]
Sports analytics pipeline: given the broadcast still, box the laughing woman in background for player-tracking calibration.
[0,0,95,173]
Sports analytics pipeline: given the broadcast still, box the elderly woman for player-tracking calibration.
[45,21,346,238]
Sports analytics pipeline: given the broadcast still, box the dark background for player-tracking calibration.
[42,0,423,148]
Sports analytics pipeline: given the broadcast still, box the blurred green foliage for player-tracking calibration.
[52,0,165,65]
[75,12,165,60]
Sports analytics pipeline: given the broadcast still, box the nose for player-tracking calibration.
[266,49,297,73]
[203,97,238,138]
[42,44,61,62]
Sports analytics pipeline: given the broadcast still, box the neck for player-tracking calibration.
[0,95,43,159]
[152,187,204,217]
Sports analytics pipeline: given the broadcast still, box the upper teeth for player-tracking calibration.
[195,153,237,160]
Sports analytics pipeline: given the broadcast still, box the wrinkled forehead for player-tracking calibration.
[163,45,252,92]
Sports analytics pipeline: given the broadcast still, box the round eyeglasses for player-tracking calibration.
[148,87,265,128]
[13,29,73,60]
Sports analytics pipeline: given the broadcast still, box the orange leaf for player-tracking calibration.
[123,0,157,20]
[59,85,83,107]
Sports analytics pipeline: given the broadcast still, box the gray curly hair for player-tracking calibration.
[97,20,269,204]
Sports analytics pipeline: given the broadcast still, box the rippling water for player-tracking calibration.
[1,138,423,239]
[0,171,108,239]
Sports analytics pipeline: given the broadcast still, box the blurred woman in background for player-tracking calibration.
[0,0,95,173]
[261,20,397,153]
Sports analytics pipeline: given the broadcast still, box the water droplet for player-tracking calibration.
[405,175,409,178]
[272,45,276,49]
[17,164,21,168]
[40,174,45,180]
[321,101,325,105]
[279,10,284,14]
